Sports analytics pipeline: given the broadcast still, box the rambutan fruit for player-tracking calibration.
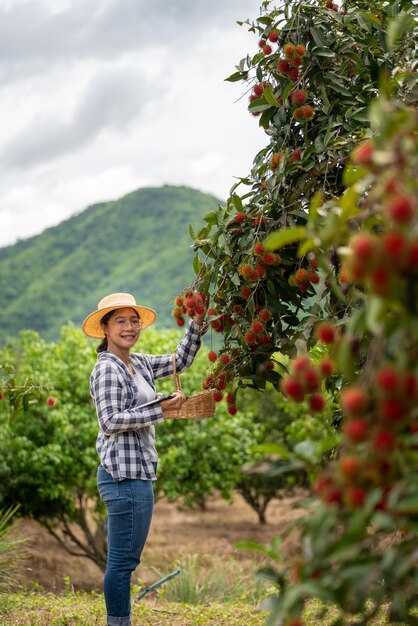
[381,398,406,421]
[302,104,314,119]
[277,59,290,73]
[295,44,306,55]
[263,44,272,55]
[258,39,266,48]
[376,367,401,394]
[289,55,302,68]
[291,90,307,106]
[350,232,378,263]
[241,286,251,298]
[228,405,237,415]
[281,376,305,402]
[231,212,246,223]
[290,149,302,161]
[288,67,299,81]
[252,320,264,334]
[291,356,311,374]
[175,296,184,307]
[208,351,217,362]
[319,358,334,377]
[220,354,230,365]
[387,194,415,224]
[340,456,360,478]
[172,308,183,318]
[302,368,320,393]
[268,30,279,42]
[176,317,185,327]
[352,141,373,166]
[259,308,271,321]
[309,392,326,412]
[315,321,338,344]
[293,107,304,120]
[373,429,396,454]
[346,486,366,508]
[253,83,264,97]
[245,331,256,344]
[213,390,223,403]
[283,43,295,58]
[369,267,392,297]
[341,387,367,415]
[382,231,408,269]
[344,417,368,443]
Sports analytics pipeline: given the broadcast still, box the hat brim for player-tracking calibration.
[82,304,157,339]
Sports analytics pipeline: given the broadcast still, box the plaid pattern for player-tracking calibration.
[90,319,204,482]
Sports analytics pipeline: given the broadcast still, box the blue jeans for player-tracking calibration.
[97,465,155,626]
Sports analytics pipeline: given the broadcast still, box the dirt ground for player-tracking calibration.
[12,493,306,593]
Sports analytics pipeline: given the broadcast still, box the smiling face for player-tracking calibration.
[102,307,141,359]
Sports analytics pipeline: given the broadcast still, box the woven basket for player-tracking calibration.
[162,355,216,420]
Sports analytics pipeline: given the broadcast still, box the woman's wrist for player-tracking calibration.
[193,314,205,327]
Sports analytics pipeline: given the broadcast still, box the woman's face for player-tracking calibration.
[103,307,141,353]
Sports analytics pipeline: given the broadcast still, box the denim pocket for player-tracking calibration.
[97,467,120,503]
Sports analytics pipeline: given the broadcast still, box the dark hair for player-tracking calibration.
[96,308,141,353]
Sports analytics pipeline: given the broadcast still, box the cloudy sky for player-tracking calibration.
[0,0,266,249]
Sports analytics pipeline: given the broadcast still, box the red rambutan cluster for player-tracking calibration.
[280,356,333,411]
[172,291,207,326]
[288,267,319,292]
[342,228,418,297]
[276,41,306,82]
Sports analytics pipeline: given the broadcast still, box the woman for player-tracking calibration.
[82,292,206,626]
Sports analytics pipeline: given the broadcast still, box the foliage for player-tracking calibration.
[181,1,418,624]
[0,185,220,342]
[0,325,107,569]
[0,506,26,591]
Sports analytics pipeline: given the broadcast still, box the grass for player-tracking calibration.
[1,591,412,626]
[147,554,271,605]
[0,591,266,625]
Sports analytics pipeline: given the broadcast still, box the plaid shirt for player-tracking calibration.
[90,319,204,482]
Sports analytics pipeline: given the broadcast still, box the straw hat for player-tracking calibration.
[82,293,157,339]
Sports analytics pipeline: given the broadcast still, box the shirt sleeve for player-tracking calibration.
[90,361,164,436]
[144,319,204,380]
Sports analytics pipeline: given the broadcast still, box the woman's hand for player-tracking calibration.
[160,391,186,412]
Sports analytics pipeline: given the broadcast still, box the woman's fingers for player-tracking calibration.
[161,391,186,411]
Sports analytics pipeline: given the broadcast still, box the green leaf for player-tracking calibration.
[366,296,386,334]
[340,186,360,220]
[310,27,326,47]
[224,71,244,83]
[263,86,282,107]
[387,11,416,51]
[265,227,307,250]
[298,238,316,257]
[204,210,219,226]
[230,194,243,211]
[192,254,202,275]
[315,48,336,58]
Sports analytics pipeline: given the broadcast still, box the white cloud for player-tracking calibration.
[0,0,266,248]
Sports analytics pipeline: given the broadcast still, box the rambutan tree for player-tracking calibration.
[177,0,418,623]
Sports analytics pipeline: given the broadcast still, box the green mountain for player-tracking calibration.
[0,185,221,342]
